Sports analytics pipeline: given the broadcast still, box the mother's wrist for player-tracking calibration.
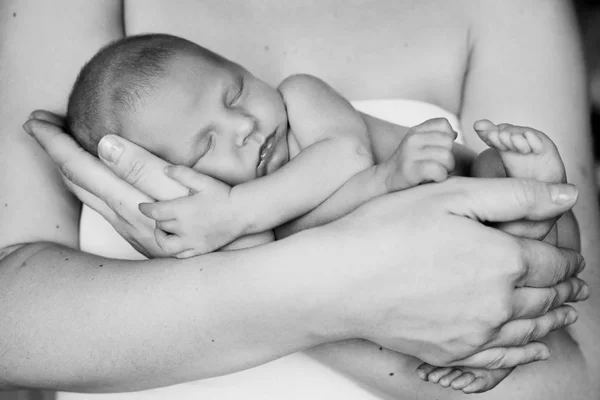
[295,219,400,343]
[272,224,369,344]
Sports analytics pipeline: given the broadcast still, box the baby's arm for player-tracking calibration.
[140,75,373,256]
[277,118,457,238]
[228,74,374,234]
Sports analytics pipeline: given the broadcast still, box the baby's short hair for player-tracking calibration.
[66,33,199,155]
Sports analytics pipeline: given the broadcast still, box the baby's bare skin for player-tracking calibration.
[418,120,567,393]
[383,118,457,190]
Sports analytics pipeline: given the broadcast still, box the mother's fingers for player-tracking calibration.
[488,305,577,349]
[98,135,188,201]
[518,239,585,287]
[30,109,67,128]
[66,180,118,222]
[24,118,150,208]
[25,118,105,187]
[443,177,578,223]
[448,341,549,369]
[511,277,588,319]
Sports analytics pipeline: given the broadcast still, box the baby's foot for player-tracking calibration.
[417,363,513,394]
[472,119,566,240]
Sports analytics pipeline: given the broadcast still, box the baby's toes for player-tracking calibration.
[473,119,496,133]
[427,367,454,383]
[498,129,518,151]
[416,363,437,380]
[523,129,546,153]
[450,372,476,390]
[474,120,500,147]
[438,369,464,387]
[510,133,532,154]
[485,129,510,151]
[462,376,490,394]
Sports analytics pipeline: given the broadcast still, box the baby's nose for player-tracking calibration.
[234,115,258,147]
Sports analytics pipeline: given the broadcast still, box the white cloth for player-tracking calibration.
[60,99,462,400]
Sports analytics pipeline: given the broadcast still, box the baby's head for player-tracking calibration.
[67,33,289,185]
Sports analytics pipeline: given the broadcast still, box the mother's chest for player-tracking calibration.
[126,0,469,112]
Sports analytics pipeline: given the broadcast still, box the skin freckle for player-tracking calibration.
[12,12,16,17]
[389,372,394,376]
[20,261,27,268]
[98,264,104,267]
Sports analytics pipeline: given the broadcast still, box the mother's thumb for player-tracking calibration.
[446,178,578,223]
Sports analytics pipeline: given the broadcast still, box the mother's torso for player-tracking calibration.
[125,0,468,113]
[88,1,592,399]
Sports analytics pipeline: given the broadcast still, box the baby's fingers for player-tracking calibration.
[139,201,180,221]
[417,146,455,172]
[156,219,180,234]
[154,228,186,256]
[166,165,223,194]
[416,161,449,183]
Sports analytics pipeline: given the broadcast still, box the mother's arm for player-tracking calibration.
[458,0,600,374]
[292,0,598,396]
[3,0,587,394]
[0,1,349,391]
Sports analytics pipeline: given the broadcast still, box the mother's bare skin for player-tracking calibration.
[1,0,598,398]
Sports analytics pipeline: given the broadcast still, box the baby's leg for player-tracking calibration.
[417,120,568,394]
[470,119,566,240]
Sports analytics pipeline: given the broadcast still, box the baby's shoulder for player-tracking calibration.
[278,73,328,99]
[279,74,347,114]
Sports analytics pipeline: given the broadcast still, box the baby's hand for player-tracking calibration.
[138,166,244,258]
[381,118,457,192]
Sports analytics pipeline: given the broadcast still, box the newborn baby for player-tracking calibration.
[66,33,568,394]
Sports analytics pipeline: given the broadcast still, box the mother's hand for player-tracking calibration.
[23,110,191,257]
[335,177,588,369]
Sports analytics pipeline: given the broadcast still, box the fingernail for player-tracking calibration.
[578,258,587,273]
[22,122,32,136]
[577,284,590,300]
[566,310,578,324]
[98,136,123,164]
[550,184,578,204]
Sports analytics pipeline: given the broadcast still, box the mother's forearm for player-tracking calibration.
[306,340,422,397]
[0,240,341,392]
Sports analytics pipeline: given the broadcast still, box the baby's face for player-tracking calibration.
[120,51,289,185]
